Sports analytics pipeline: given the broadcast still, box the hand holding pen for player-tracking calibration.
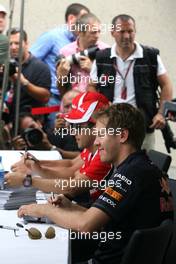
[48,193,72,208]
[20,149,39,164]
[48,192,60,207]
[11,149,38,174]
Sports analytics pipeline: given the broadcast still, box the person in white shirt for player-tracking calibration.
[88,14,173,150]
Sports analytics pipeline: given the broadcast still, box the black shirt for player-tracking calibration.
[48,132,79,151]
[92,151,174,264]
[11,54,51,115]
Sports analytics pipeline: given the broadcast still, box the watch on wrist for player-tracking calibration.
[23,174,32,187]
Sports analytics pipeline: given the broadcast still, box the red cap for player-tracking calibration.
[64,91,109,123]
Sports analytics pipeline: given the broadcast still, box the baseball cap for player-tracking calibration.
[0,5,7,14]
[64,91,109,124]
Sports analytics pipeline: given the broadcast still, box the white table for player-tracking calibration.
[0,150,62,171]
[0,150,70,264]
[0,210,70,264]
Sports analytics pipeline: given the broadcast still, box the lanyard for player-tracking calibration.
[113,59,134,82]
[113,59,134,99]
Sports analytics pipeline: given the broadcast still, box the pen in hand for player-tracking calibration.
[19,146,27,164]
[50,192,60,207]
[20,150,39,163]
[24,146,27,164]
[51,192,55,201]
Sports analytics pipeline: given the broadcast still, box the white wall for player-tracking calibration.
[1,0,175,90]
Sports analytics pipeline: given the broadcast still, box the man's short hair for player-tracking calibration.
[65,3,90,22]
[19,112,40,128]
[112,14,136,28]
[8,27,28,42]
[75,13,101,32]
[96,103,145,150]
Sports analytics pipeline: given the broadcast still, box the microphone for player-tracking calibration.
[0,34,8,65]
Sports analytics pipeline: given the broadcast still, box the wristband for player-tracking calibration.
[23,174,32,187]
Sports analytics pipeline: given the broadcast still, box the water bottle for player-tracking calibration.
[0,156,4,190]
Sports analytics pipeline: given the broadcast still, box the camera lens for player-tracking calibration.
[9,59,18,76]
[23,128,43,146]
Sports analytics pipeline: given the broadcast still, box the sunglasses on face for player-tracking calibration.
[16,223,56,239]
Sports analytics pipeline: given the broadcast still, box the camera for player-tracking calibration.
[22,128,43,146]
[56,45,99,66]
[8,59,18,76]
[0,59,18,87]
[0,59,18,76]
[163,101,176,121]
[161,100,176,153]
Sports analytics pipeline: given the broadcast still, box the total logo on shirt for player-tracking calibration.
[113,173,132,185]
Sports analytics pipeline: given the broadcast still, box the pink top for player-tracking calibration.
[60,40,109,92]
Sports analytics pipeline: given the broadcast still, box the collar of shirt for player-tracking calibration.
[63,26,76,42]
[76,37,81,52]
[110,41,143,61]
[113,150,147,172]
[22,52,33,66]
[75,38,100,52]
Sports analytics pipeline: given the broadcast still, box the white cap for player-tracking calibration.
[0,4,7,14]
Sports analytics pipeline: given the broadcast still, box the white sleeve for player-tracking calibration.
[157,55,167,76]
[90,60,98,81]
